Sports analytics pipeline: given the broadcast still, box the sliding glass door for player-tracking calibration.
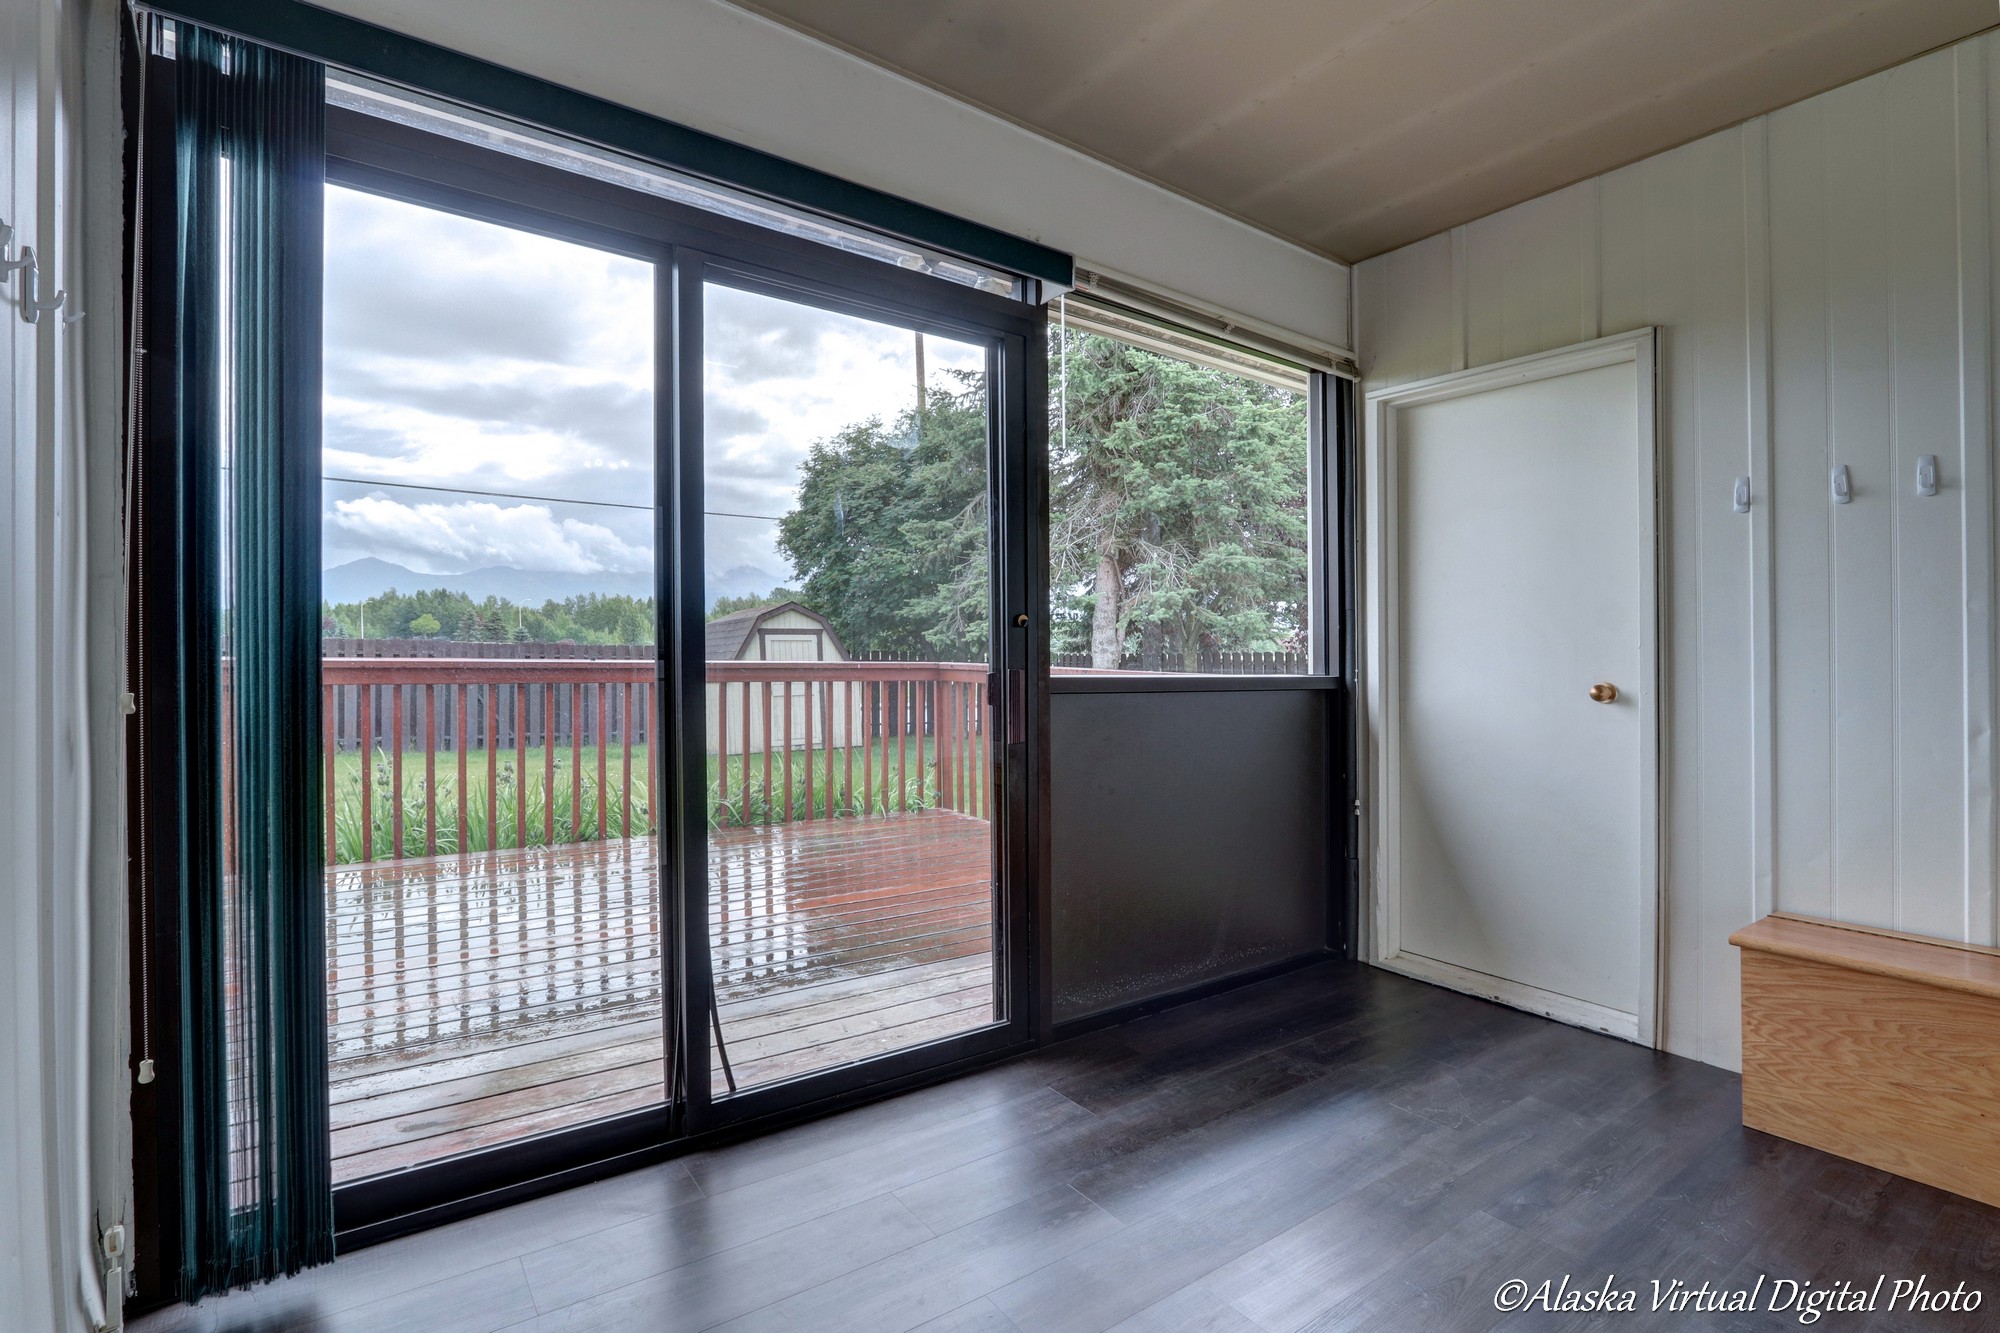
[692,280,1007,1106]
[130,40,1042,1283]
[314,106,1037,1214]
[319,182,669,1182]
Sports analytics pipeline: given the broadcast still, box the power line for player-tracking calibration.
[323,473,648,511]
[322,473,786,522]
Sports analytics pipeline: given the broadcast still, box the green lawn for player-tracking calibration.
[328,737,984,863]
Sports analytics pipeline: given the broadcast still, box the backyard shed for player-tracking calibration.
[704,601,847,662]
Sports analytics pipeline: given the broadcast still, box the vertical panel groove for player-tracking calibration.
[1745,118,1777,923]
[1450,226,1469,372]
[1957,39,1996,944]
[1888,77,1904,934]
[1583,178,1603,344]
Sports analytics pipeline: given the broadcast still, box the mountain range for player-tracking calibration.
[322,557,789,611]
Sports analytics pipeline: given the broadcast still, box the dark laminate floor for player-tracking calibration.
[130,962,2000,1333]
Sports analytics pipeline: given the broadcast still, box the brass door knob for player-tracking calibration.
[1589,683,1618,704]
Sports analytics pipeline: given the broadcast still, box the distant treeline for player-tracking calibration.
[321,588,655,645]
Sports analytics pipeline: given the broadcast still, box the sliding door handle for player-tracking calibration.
[1006,669,1026,745]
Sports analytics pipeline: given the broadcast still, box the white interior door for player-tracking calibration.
[1366,331,1659,1043]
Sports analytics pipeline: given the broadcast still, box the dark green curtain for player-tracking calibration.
[167,20,331,1299]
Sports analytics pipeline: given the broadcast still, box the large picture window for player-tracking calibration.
[1050,296,1318,675]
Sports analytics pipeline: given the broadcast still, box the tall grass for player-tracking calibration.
[329,754,658,863]
[707,765,936,829]
[328,741,952,862]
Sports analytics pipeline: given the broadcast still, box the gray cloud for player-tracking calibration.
[325,362,653,497]
[327,362,651,441]
[703,284,845,380]
[705,478,791,519]
[703,398,771,446]
[324,183,984,594]
[323,486,653,576]
[325,188,615,366]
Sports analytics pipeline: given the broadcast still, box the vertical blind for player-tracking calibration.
[160,19,332,1298]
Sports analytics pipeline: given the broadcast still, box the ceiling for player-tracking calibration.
[727,0,1997,263]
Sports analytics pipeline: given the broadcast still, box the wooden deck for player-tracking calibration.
[328,811,995,1183]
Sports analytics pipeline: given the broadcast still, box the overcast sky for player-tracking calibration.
[322,183,984,605]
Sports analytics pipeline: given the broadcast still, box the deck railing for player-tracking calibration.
[321,657,991,865]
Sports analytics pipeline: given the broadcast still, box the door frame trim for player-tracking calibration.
[1362,328,1662,1047]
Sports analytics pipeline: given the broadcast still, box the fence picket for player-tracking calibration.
[802,680,815,823]
[842,681,854,817]
[761,682,773,826]
[544,684,557,847]
[717,681,730,822]
[391,684,405,860]
[937,681,954,813]
[323,683,336,864]
[515,685,528,850]
[821,680,834,817]
[621,681,633,838]
[738,683,751,829]
[424,684,437,856]
[456,685,469,854]
[359,685,373,862]
[570,682,583,844]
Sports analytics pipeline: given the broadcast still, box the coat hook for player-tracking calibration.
[18,247,65,325]
[0,221,28,278]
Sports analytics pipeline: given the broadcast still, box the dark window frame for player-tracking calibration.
[316,107,1048,1243]
[122,33,1357,1306]
[139,0,1072,287]
[1043,323,1350,695]
[128,83,1050,1292]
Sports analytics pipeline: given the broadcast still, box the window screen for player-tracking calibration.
[1050,295,1315,675]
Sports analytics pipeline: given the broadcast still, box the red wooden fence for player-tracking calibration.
[1049,648,1308,673]
[321,657,991,865]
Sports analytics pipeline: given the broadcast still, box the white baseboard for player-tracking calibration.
[1376,951,1643,1044]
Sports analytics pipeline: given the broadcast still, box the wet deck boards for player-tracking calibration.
[327,811,995,1182]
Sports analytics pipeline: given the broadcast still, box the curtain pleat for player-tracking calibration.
[168,21,331,1299]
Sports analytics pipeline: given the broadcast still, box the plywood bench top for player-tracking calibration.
[1731,912,2000,1003]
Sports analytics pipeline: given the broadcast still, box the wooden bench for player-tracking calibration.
[1731,913,2000,1206]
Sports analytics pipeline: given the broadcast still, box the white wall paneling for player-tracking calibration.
[1357,33,2000,1071]
[5,0,124,1327]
